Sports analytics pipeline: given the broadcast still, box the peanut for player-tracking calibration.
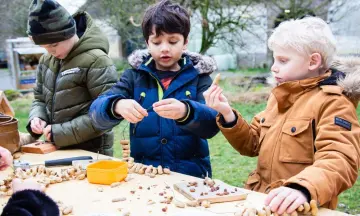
[145,165,153,175]
[13,152,22,159]
[111,182,121,188]
[303,202,311,214]
[120,140,130,145]
[138,166,147,174]
[135,164,143,173]
[201,200,211,208]
[112,197,126,202]
[264,206,271,216]
[310,200,318,216]
[212,73,221,85]
[186,200,199,207]
[122,145,130,150]
[163,168,171,174]
[297,205,304,212]
[62,205,73,215]
[257,209,266,216]
[173,200,185,208]
[76,173,86,180]
[157,165,163,175]
[290,211,298,216]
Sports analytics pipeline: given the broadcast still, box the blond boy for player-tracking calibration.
[204,17,360,214]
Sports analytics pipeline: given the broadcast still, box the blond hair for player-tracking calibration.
[268,17,336,68]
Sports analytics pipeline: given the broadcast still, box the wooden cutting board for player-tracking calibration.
[21,141,57,154]
[174,179,249,204]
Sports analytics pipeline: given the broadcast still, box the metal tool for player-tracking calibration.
[72,151,113,170]
[13,156,93,169]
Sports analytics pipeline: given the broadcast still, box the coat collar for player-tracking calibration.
[272,72,331,112]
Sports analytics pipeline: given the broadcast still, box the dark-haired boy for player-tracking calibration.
[26,0,118,156]
[90,0,219,178]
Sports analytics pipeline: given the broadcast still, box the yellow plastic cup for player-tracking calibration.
[87,160,128,185]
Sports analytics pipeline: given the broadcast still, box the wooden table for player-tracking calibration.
[0,150,349,216]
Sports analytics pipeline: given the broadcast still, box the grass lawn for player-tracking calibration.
[10,97,360,214]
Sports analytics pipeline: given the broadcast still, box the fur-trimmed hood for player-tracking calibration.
[127,49,217,74]
[331,56,360,101]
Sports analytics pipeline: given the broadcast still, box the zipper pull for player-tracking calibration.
[138,92,146,104]
[185,90,191,99]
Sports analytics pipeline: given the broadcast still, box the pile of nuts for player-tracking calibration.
[234,200,319,216]
[120,140,171,178]
[0,165,86,215]
[0,165,85,197]
[14,164,86,189]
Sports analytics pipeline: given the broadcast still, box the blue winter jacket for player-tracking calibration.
[89,50,219,178]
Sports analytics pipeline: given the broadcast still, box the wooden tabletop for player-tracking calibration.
[0,150,348,216]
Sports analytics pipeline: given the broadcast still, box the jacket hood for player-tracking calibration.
[65,11,109,61]
[127,49,217,74]
[330,56,360,101]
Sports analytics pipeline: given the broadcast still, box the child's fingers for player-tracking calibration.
[133,102,148,117]
[46,133,51,141]
[203,85,217,100]
[40,120,47,129]
[153,98,174,107]
[31,119,42,132]
[287,197,306,214]
[122,112,139,124]
[31,125,42,134]
[277,192,298,214]
[213,88,224,104]
[153,103,176,112]
[208,86,220,107]
[264,188,282,205]
[269,189,292,213]
[155,110,172,118]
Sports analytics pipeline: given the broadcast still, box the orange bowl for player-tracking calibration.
[87,160,128,185]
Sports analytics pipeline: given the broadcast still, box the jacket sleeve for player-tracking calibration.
[1,190,59,216]
[284,95,360,207]
[51,114,104,147]
[86,55,118,98]
[216,109,264,157]
[89,69,135,131]
[176,74,219,139]
[26,59,49,138]
[51,56,118,147]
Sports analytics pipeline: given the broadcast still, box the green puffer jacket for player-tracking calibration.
[27,11,118,156]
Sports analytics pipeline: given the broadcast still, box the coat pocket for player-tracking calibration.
[244,170,261,191]
[279,118,314,164]
[259,118,272,144]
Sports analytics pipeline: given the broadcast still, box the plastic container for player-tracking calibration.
[87,160,128,185]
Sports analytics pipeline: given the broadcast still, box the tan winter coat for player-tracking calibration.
[217,57,360,209]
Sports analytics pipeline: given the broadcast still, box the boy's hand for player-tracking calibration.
[0,147,13,171]
[30,117,47,134]
[153,99,187,120]
[12,178,44,193]
[264,186,308,215]
[43,125,52,141]
[203,84,235,123]
[114,99,148,124]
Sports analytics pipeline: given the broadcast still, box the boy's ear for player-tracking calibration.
[309,53,322,71]
[183,39,189,50]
